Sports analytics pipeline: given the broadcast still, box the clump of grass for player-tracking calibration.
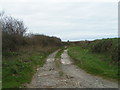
[55,48,64,59]
[68,46,119,81]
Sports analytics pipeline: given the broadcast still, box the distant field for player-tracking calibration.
[68,46,119,81]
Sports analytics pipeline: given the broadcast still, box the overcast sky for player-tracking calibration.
[0,0,118,41]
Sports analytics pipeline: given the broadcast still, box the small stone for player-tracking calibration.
[61,80,67,82]
[70,76,74,78]
[38,75,41,77]
[37,68,39,71]
[66,75,74,79]
[49,68,54,71]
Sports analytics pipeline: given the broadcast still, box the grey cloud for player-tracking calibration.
[0,1,118,41]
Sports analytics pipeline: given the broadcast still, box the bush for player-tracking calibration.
[1,13,27,52]
[1,12,62,54]
[90,38,119,62]
[70,38,119,62]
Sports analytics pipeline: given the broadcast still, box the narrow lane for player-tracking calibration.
[27,49,118,88]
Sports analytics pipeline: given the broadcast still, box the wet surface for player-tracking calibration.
[26,49,118,88]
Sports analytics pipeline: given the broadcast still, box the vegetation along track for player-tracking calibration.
[26,49,118,88]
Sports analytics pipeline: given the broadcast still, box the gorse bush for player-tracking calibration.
[91,39,114,53]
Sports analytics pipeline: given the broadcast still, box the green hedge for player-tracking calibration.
[72,38,119,62]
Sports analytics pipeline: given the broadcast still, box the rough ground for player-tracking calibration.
[26,50,118,88]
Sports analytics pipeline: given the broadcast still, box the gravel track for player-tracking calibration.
[26,49,118,88]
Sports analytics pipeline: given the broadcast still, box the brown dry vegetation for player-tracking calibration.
[1,12,62,55]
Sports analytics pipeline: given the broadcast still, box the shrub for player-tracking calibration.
[0,13,27,52]
[70,38,119,62]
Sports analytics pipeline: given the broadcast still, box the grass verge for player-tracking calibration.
[68,46,119,81]
[2,51,47,88]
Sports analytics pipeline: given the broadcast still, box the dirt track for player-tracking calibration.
[26,50,118,88]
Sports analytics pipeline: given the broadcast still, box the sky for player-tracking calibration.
[0,0,119,41]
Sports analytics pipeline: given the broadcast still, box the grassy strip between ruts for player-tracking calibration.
[55,48,64,59]
[54,48,64,76]
[2,51,48,88]
[68,46,119,81]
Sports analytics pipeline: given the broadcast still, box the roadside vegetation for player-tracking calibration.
[3,51,47,88]
[70,38,119,62]
[1,12,62,88]
[55,48,64,59]
[54,48,64,76]
[1,11,119,88]
[68,38,119,81]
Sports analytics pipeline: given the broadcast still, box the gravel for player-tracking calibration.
[26,50,118,88]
